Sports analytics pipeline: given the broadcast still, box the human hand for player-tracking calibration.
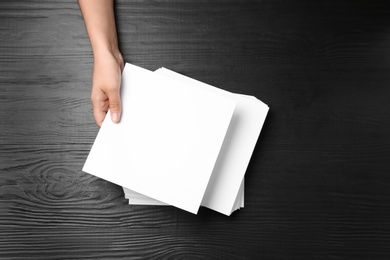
[91,50,124,127]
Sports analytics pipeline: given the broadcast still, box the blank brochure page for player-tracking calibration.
[83,63,236,214]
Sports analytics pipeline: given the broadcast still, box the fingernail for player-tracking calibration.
[111,112,119,123]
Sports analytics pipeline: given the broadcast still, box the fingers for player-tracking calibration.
[93,110,106,127]
[91,89,109,127]
[106,87,121,123]
[91,79,121,127]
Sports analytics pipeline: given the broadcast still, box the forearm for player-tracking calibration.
[78,0,120,58]
[79,0,123,126]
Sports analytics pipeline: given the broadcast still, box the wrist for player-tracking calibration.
[93,46,124,71]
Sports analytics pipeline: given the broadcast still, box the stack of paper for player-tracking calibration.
[83,63,268,215]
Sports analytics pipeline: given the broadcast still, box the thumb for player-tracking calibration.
[107,90,121,123]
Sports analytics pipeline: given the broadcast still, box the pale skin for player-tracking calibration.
[78,0,123,127]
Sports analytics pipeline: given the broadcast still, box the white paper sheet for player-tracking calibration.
[83,63,236,214]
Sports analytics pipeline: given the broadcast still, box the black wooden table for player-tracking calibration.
[1,1,390,259]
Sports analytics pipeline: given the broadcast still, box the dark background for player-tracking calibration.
[1,0,390,259]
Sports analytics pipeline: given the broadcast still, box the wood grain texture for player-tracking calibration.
[1,0,390,259]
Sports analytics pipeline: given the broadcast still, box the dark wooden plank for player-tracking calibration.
[1,0,390,259]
